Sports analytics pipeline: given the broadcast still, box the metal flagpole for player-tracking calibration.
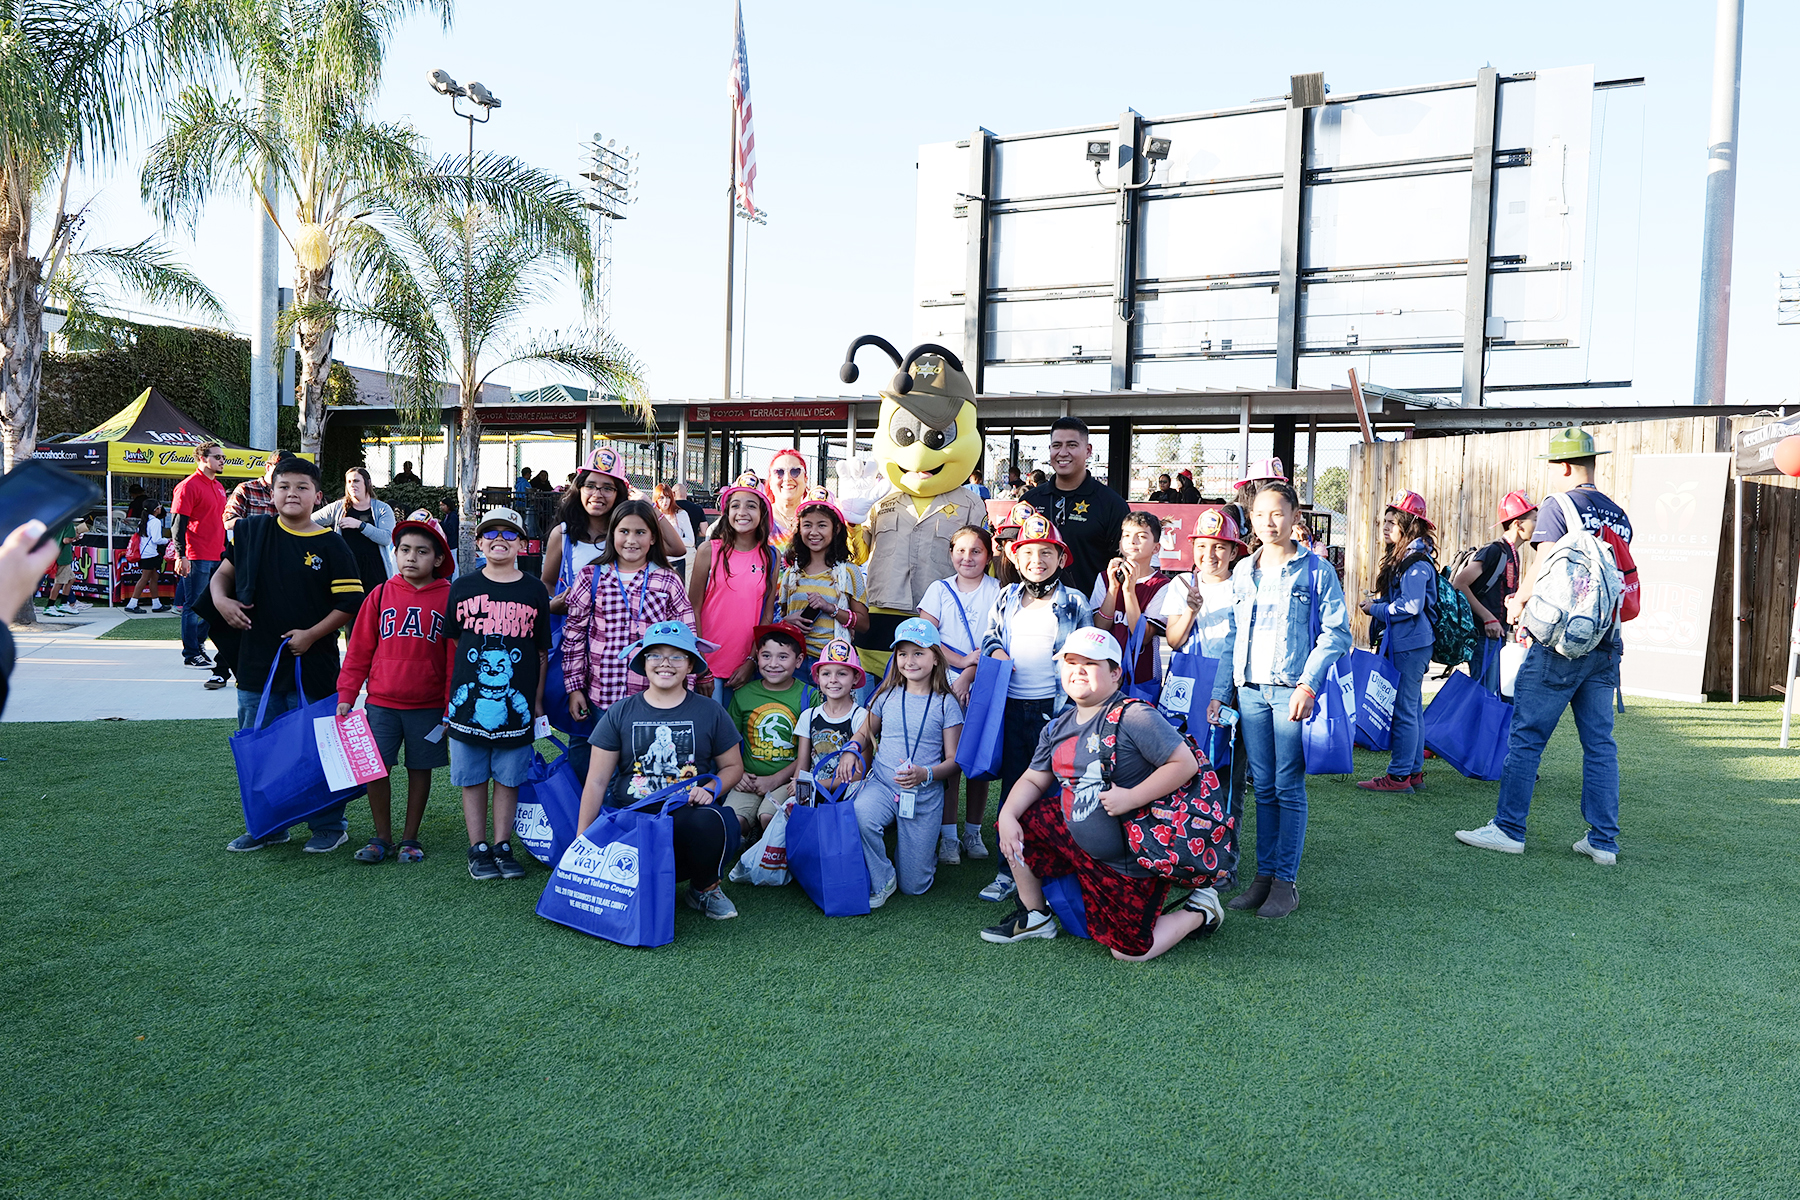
[722,138,736,404]
[739,216,750,398]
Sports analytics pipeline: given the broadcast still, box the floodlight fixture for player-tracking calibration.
[1144,137,1172,162]
[1085,140,1111,164]
[428,69,465,97]
[466,81,501,109]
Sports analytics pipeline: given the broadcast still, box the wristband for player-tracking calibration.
[1295,684,1317,700]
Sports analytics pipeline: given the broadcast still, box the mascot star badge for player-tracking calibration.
[837,335,990,661]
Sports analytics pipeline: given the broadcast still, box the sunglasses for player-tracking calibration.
[480,528,522,541]
[770,466,806,479]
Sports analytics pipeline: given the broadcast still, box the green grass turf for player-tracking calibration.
[3,701,1797,1198]
[96,617,182,640]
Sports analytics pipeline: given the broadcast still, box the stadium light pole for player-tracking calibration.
[1693,0,1745,405]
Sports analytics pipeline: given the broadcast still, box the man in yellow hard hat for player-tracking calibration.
[1455,426,1633,867]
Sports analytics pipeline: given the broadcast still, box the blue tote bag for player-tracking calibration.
[953,655,1013,782]
[1422,643,1513,781]
[1301,556,1356,776]
[514,735,585,866]
[1121,617,1163,705]
[787,747,873,917]
[1158,644,1222,732]
[535,775,708,948]
[1042,873,1091,939]
[232,644,366,840]
[1350,640,1401,752]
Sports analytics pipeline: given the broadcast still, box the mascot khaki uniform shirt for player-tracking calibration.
[444,572,552,747]
[863,485,988,613]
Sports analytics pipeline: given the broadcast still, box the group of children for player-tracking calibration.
[221,444,1555,956]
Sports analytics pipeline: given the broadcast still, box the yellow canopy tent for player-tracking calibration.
[33,388,303,608]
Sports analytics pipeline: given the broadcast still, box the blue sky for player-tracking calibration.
[72,0,1800,407]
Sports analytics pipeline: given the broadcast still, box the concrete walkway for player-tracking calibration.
[4,609,239,722]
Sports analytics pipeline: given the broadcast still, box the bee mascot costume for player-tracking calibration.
[838,335,989,681]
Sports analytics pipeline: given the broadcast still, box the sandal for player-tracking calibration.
[353,838,392,864]
[397,839,425,864]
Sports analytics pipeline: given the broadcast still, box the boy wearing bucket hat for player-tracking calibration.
[1452,490,1538,691]
[1456,427,1633,866]
[970,507,1095,902]
[583,621,747,920]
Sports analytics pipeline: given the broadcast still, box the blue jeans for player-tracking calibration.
[992,696,1056,882]
[1239,683,1307,882]
[235,686,348,837]
[180,559,217,657]
[1493,638,1622,852]
[1387,646,1431,777]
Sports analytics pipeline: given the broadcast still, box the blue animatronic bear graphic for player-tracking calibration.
[451,633,532,736]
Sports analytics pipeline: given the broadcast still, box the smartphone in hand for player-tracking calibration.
[0,461,103,549]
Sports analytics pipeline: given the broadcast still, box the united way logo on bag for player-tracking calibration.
[515,802,554,854]
[559,836,641,892]
[1162,675,1193,715]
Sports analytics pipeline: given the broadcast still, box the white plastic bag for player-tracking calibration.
[1499,639,1527,699]
[729,795,794,886]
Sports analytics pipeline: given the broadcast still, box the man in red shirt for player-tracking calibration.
[171,442,228,670]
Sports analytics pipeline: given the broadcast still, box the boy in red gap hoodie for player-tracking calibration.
[336,519,458,864]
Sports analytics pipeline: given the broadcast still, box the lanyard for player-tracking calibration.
[607,564,651,622]
[897,687,932,765]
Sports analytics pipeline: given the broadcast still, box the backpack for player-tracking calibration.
[1521,492,1623,659]
[1104,698,1239,891]
[1399,550,1478,668]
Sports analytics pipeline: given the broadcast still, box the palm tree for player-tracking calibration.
[0,0,225,469]
[343,150,648,570]
[140,0,451,454]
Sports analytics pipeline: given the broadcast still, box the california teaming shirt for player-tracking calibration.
[443,572,551,747]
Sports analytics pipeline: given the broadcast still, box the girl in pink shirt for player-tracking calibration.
[690,478,778,696]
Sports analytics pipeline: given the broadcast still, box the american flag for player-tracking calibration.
[730,0,758,218]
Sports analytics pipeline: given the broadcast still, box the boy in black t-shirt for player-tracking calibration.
[444,507,551,882]
[1452,489,1537,692]
[215,457,365,853]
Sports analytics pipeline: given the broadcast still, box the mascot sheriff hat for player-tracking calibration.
[840,336,982,500]
[838,333,989,657]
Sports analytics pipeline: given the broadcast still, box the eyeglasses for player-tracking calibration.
[480,528,521,541]
[770,466,806,479]
[579,481,616,495]
[643,652,688,664]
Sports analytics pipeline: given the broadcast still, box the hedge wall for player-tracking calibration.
[39,320,365,491]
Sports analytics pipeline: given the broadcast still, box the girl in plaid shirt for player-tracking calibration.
[563,502,705,733]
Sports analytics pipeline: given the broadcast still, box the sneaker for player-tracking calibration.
[303,829,349,853]
[183,653,213,670]
[962,826,989,859]
[869,875,898,909]
[1407,773,1425,791]
[978,873,1017,903]
[1182,886,1225,936]
[124,601,140,613]
[937,834,961,865]
[980,904,1057,944]
[1573,835,1617,866]
[492,841,525,879]
[68,600,89,611]
[467,843,501,880]
[685,884,739,920]
[43,604,70,617]
[1455,821,1525,855]
[225,830,291,852]
[1356,774,1415,793]
[203,675,228,691]
[149,601,168,613]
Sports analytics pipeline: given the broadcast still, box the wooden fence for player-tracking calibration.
[1346,415,1800,697]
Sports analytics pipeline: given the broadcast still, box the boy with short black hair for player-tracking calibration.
[1453,490,1537,693]
[214,455,365,853]
[337,519,458,864]
[444,507,551,881]
[722,622,811,839]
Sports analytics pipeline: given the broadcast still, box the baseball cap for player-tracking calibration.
[475,507,526,537]
[891,616,943,650]
[1056,627,1122,666]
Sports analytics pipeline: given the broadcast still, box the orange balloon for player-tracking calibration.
[1775,436,1800,478]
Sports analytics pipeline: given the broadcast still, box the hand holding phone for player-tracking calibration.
[0,461,102,552]
[0,521,59,620]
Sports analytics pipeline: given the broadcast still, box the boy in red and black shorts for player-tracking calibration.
[984,628,1222,961]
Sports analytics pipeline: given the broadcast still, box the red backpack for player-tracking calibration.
[1102,697,1239,890]
[1599,526,1640,622]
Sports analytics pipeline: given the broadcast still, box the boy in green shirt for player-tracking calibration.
[722,623,812,839]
